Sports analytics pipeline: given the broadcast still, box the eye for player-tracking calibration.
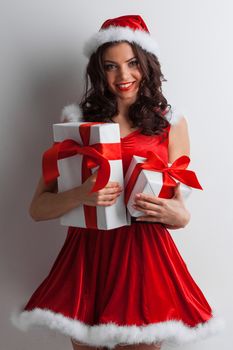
[103,64,117,71]
[129,59,139,67]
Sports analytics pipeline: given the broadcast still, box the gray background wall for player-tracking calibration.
[1,0,232,349]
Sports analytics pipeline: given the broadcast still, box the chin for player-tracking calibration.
[118,95,137,103]
[118,90,139,99]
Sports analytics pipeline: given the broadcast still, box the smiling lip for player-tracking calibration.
[116,81,135,91]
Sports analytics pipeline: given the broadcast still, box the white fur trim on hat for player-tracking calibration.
[61,104,83,122]
[11,307,225,349]
[164,106,184,125]
[83,26,160,58]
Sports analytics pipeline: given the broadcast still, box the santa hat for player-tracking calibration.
[61,15,184,125]
[83,14,160,58]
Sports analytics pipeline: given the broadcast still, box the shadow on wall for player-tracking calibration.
[3,47,85,316]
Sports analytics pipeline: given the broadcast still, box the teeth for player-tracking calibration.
[118,82,134,88]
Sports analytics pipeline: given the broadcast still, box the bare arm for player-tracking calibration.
[134,116,191,228]
[165,116,191,228]
[29,176,83,221]
[168,116,190,162]
[29,173,122,222]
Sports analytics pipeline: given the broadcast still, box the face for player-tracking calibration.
[102,42,143,103]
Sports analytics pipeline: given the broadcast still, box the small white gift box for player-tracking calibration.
[124,155,194,218]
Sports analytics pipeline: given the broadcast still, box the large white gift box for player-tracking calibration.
[124,155,194,218]
[48,122,128,229]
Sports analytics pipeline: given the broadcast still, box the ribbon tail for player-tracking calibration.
[158,173,177,198]
[42,143,60,184]
[90,160,111,192]
[170,170,203,190]
[76,146,111,193]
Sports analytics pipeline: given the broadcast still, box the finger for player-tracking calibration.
[86,172,97,186]
[133,207,163,218]
[135,215,163,223]
[97,198,118,206]
[133,204,161,216]
[173,182,182,198]
[98,193,120,202]
[135,193,166,206]
[105,181,121,188]
[133,200,162,212]
[98,186,122,195]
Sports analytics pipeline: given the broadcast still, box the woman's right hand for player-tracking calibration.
[76,171,123,207]
[29,171,123,222]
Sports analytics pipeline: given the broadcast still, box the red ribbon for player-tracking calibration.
[125,151,203,204]
[42,122,122,228]
[42,139,122,192]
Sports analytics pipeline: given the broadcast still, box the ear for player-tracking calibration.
[60,104,83,122]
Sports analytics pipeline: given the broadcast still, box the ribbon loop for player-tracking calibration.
[42,139,120,192]
[125,153,202,204]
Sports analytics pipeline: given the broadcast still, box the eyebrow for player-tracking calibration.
[103,57,137,63]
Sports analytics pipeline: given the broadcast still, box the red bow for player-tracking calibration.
[125,152,202,204]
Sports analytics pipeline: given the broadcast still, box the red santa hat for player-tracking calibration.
[83,14,160,58]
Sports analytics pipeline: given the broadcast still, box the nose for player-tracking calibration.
[118,64,131,81]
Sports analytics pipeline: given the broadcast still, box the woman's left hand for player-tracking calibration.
[133,183,190,229]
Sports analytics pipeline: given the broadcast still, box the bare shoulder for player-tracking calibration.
[168,116,190,162]
[169,116,189,140]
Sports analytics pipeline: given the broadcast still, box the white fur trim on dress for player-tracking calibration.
[61,104,83,122]
[11,307,225,349]
[61,103,184,125]
[83,26,160,58]
[164,106,184,125]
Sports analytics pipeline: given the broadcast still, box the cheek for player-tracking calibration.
[104,76,116,94]
[105,71,115,83]
[136,71,143,81]
[135,67,143,80]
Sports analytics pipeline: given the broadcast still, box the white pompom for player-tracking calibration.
[60,104,83,122]
[164,106,184,125]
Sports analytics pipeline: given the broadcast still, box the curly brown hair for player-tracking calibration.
[79,41,171,135]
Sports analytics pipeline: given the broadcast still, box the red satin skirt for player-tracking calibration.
[12,223,222,348]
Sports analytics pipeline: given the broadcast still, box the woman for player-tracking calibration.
[11,15,223,350]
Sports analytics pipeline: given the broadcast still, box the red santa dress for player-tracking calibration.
[11,115,224,348]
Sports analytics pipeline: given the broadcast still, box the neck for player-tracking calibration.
[115,96,137,118]
[117,99,129,115]
[111,96,138,129]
